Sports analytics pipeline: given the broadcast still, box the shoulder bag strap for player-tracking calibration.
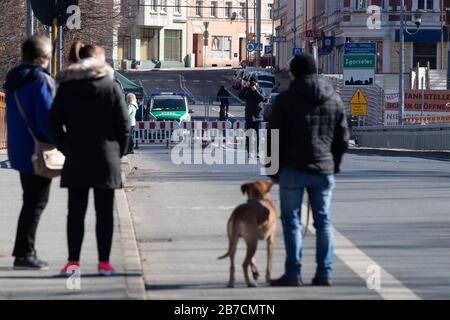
[13,91,38,141]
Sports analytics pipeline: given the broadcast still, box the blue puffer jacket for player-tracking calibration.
[3,64,55,174]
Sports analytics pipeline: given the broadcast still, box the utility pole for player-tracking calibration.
[399,0,405,126]
[26,0,34,37]
[293,0,297,48]
[246,0,249,65]
[255,0,261,67]
[441,0,445,70]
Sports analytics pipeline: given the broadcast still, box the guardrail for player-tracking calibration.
[0,92,6,150]
[353,123,450,151]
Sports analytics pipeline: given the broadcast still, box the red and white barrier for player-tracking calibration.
[134,121,180,146]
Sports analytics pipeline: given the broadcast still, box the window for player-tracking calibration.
[268,4,273,19]
[211,1,218,17]
[160,0,167,13]
[354,0,368,10]
[151,0,158,12]
[225,2,232,18]
[211,36,232,59]
[140,28,159,61]
[417,0,434,10]
[118,35,132,60]
[196,1,202,16]
[414,42,437,69]
[240,2,246,18]
[175,0,181,14]
[164,30,182,61]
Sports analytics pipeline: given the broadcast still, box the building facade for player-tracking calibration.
[117,0,188,68]
[275,0,450,74]
[186,0,275,67]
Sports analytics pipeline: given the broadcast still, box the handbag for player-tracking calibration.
[14,91,65,178]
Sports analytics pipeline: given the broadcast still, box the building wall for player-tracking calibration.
[186,0,274,67]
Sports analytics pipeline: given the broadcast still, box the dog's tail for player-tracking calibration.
[218,215,240,260]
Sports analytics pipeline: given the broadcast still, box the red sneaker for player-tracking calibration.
[60,261,80,276]
[98,262,115,276]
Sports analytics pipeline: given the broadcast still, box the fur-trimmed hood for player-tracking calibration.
[57,58,114,83]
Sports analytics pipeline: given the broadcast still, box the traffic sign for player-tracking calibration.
[344,43,377,55]
[272,36,287,43]
[343,55,376,69]
[255,43,263,52]
[246,33,254,41]
[350,88,368,116]
[264,45,273,55]
[246,42,255,53]
[30,0,79,27]
[292,47,303,56]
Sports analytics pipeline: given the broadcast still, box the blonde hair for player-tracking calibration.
[127,93,137,105]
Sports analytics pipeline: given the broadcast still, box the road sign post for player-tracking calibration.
[343,43,377,87]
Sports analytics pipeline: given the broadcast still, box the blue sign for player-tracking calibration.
[292,47,303,56]
[318,48,332,56]
[255,43,263,52]
[344,43,377,55]
[246,42,255,52]
[272,36,287,43]
[264,45,273,55]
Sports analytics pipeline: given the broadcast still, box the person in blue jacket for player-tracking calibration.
[3,35,55,270]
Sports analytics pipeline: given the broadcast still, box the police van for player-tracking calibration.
[148,92,194,123]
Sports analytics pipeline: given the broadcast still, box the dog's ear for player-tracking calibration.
[241,183,248,195]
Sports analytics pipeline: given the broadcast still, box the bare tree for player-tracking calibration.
[0,0,135,84]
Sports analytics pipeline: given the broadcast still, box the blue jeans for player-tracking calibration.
[279,167,335,280]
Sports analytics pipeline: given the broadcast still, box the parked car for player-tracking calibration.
[257,80,275,97]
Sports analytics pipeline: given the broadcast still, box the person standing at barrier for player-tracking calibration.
[48,44,130,276]
[269,53,349,287]
[3,35,55,270]
[239,76,265,157]
[217,85,230,121]
[126,93,138,155]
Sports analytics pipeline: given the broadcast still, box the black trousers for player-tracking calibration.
[67,188,115,262]
[13,173,52,258]
[128,126,135,153]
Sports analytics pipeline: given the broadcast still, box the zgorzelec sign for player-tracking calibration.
[384,89,450,126]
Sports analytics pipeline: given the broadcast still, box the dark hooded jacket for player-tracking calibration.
[3,64,55,174]
[48,58,130,189]
[269,75,349,175]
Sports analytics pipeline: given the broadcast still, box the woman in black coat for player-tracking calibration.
[48,44,130,276]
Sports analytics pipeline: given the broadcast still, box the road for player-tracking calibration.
[123,69,246,121]
[124,145,450,300]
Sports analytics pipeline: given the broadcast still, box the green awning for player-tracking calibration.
[114,71,144,99]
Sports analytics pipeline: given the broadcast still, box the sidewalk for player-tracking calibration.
[0,151,145,299]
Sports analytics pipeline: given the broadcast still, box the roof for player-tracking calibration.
[114,71,144,99]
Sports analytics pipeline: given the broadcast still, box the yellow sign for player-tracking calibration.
[246,33,254,41]
[350,88,367,116]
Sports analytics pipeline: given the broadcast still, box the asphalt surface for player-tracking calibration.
[123,69,246,121]
[124,145,450,300]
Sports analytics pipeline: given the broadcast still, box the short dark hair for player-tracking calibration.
[22,34,52,65]
[290,53,317,77]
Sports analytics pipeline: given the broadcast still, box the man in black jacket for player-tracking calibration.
[269,53,349,287]
[216,85,230,120]
[239,76,265,156]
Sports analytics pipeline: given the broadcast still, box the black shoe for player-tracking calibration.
[128,151,134,154]
[270,275,303,287]
[312,277,332,286]
[14,256,49,271]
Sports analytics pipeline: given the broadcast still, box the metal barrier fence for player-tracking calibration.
[353,123,450,150]
[134,121,269,148]
[0,92,6,150]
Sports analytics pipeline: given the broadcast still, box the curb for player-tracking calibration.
[117,155,146,300]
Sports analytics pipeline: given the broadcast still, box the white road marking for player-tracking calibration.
[227,87,244,103]
[193,80,200,82]
[167,206,234,211]
[301,205,420,300]
[211,107,236,118]
[167,79,174,82]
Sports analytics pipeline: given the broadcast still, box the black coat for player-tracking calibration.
[217,87,230,106]
[48,59,130,189]
[239,86,265,123]
[269,75,349,175]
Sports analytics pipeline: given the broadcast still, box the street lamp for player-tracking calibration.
[398,1,424,125]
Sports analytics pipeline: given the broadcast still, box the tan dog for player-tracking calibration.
[218,181,277,288]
